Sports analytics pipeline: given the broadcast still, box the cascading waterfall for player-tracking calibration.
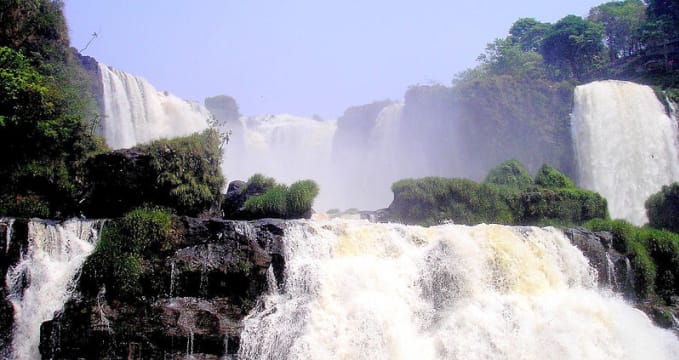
[6,219,103,360]
[239,219,679,360]
[99,63,210,149]
[572,80,679,226]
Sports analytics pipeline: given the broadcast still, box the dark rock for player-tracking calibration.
[564,227,635,300]
[40,217,285,359]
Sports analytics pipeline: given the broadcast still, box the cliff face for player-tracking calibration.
[38,217,285,360]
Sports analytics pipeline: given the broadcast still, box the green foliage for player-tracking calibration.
[646,183,679,233]
[244,184,288,218]
[83,207,173,300]
[144,129,224,215]
[484,159,533,190]
[86,129,223,217]
[286,180,320,218]
[534,163,575,188]
[0,45,105,218]
[584,218,679,302]
[588,0,647,60]
[389,160,605,227]
[541,15,607,80]
[240,176,319,219]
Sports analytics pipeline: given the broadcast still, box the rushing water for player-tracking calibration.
[239,219,679,360]
[99,63,210,149]
[572,80,679,225]
[5,219,102,360]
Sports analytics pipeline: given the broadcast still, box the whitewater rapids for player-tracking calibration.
[239,219,679,360]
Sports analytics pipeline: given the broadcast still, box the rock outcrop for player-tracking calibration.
[39,217,284,359]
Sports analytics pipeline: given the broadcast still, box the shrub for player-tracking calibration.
[82,207,173,300]
[235,175,319,219]
[86,129,224,217]
[484,159,533,190]
[646,183,679,233]
[286,180,320,218]
[388,160,605,227]
[534,163,575,188]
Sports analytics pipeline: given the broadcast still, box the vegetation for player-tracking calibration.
[585,218,679,302]
[484,159,533,189]
[0,0,105,218]
[534,163,576,188]
[86,129,224,217]
[238,175,319,219]
[645,182,679,233]
[82,207,173,300]
[388,160,607,226]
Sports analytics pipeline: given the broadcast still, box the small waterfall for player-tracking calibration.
[99,63,210,149]
[6,219,103,360]
[572,80,679,225]
[239,219,679,359]
[2,218,14,253]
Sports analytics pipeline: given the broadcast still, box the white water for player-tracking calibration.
[99,63,210,149]
[239,219,679,360]
[226,104,412,210]
[225,114,338,209]
[572,80,679,226]
[6,219,102,360]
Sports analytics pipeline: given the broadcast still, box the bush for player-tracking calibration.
[484,159,533,190]
[82,207,173,300]
[388,160,605,227]
[646,183,679,233]
[234,175,319,219]
[534,163,575,188]
[583,219,679,302]
[86,129,224,217]
[389,177,514,226]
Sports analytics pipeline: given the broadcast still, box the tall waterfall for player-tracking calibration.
[239,219,679,359]
[572,80,679,226]
[5,219,102,359]
[99,64,210,149]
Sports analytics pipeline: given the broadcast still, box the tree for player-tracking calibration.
[588,0,647,60]
[509,18,552,52]
[476,38,546,79]
[541,15,607,80]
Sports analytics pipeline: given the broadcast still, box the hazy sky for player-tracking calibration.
[65,0,605,119]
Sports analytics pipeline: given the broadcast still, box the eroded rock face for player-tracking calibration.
[39,218,284,359]
[563,227,635,299]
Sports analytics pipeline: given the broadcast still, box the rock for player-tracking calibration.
[563,227,635,299]
[40,217,285,359]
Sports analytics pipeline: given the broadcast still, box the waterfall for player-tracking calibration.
[99,63,210,149]
[226,105,409,211]
[6,219,103,360]
[239,219,679,360]
[572,80,679,225]
[225,114,338,209]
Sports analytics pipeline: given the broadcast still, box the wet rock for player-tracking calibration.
[40,217,285,359]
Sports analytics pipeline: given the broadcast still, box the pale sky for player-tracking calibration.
[65,0,606,119]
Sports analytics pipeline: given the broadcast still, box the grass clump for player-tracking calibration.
[645,183,679,234]
[229,174,319,219]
